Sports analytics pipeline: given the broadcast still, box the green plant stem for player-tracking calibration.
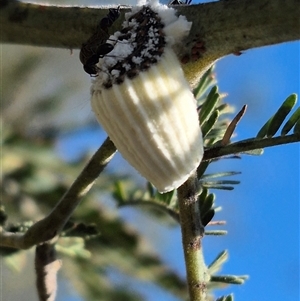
[0,137,117,249]
[203,133,300,161]
[177,175,209,301]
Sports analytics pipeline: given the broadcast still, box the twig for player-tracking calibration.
[203,133,300,161]
[177,175,209,301]
[35,242,62,301]
[0,1,128,48]
[0,137,117,249]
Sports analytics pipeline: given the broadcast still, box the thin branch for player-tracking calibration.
[35,243,62,301]
[203,133,300,161]
[0,137,117,249]
[177,175,209,301]
[1,0,299,86]
[0,1,129,48]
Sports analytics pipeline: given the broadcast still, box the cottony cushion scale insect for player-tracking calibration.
[90,1,203,193]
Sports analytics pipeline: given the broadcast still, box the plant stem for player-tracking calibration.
[204,133,300,161]
[35,243,62,301]
[177,175,209,301]
[0,137,117,249]
[1,0,299,88]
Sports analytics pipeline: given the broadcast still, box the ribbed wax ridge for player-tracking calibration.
[91,48,203,193]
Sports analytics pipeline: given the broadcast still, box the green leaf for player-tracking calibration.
[201,172,241,179]
[210,275,248,284]
[215,294,234,301]
[199,86,220,125]
[199,192,215,214]
[216,103,229,113]
[208,250,228,274]
[147,182,156,198]
[156,190,176,205]
[112,181,128,204]
[202,110,220,137]
[201,209,215,226]
[200,191,216,225]
[205,126,227,144]
[241,148,264,155]
[198,187,209,204]
[281,106,300,135]
[206,180,240,185]
[205,230,227,235]
[193,66,215,99]
[56,237,91,259]
[294,118,300,133]
[197,161,210,178]
[215,297,226,301]
[202,180,240,190]
[267,93,297,137]
[256,116,273,138]
[205,186,234,190]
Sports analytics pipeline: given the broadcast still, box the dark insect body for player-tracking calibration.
[99,7,120,29]
[80,7,120,76]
